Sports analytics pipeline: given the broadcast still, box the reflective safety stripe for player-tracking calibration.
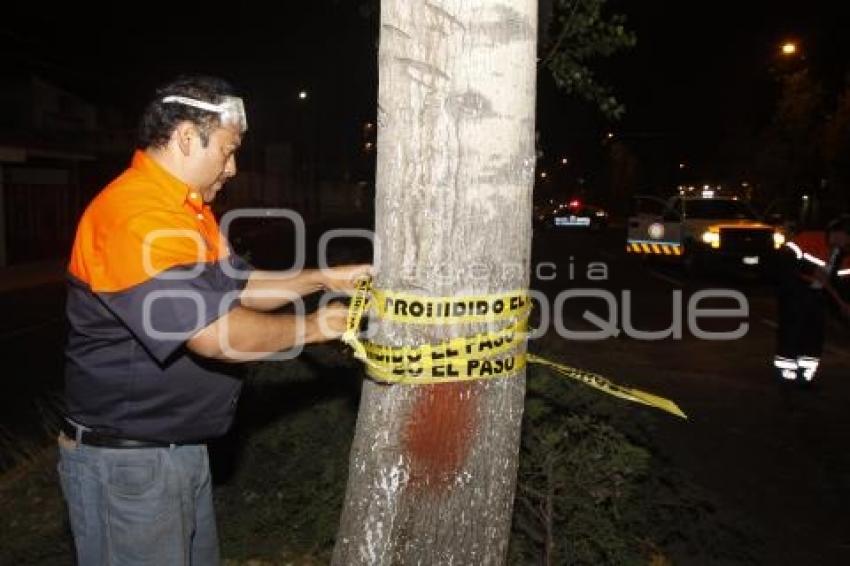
[787,239,850,275]
[803,253,826,267]
[773,357,798,370]
[797,356,819,381]
[781,369,798,380]
[626,240,682,256]
[785,241,803,259]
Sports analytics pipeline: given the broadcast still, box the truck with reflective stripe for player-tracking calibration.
[627,188,785,270]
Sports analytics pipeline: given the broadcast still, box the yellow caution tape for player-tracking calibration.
[341,276,373,365]
[342,277,686,419]
[372,287,531,324]
[368,351,527,385]
[526,354,687,419]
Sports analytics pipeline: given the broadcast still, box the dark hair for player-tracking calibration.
[137,75,239,149]
[826,214,850,236]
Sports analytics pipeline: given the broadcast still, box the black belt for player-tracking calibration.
[60,420,181,449]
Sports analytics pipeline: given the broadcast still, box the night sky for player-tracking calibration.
[620,1,847,172]
[1,2,845,188]
[539,1,848,189]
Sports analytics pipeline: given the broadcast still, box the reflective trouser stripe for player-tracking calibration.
[797,357,819,381]
[774,357,799,380]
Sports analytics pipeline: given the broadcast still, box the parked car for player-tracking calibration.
[543,199,609,231]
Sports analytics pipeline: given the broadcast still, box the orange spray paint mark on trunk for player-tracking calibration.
[404,382,480,490]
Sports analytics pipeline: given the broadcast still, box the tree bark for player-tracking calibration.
[333,1,537,564]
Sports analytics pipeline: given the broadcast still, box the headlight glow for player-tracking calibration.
[773,232,786,249]
[701,230,720,248]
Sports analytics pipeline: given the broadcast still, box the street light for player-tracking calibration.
[298,90,309,100]
[781,41,798,56]
[561,157,569,165]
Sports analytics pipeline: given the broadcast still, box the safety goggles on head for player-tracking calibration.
[161,95,248,133]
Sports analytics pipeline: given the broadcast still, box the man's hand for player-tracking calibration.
[321,264,373,295]
[311,302,351,341]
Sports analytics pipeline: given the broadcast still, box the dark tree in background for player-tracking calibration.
[539,0,636,121]
[753,67,850,223]
[822,83,850,209]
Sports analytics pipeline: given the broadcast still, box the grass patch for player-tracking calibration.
[0,447,73,566]
[0,352,755,565]
[509,365,757,565]
[216,396,355,563]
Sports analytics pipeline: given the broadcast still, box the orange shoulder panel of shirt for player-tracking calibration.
[69,151,230,293]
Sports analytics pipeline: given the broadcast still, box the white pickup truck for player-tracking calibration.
[627,191,786,271]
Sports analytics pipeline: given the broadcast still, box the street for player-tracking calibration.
[532,225,850,565]
[1,223,849,564]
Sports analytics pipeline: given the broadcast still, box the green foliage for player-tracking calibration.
[351,0,635,120]
[509,365,757,565]
[0,358,754,565]
[754,69,850,209]
[541,0,637,120]
[0,449,73,566]
[822,84,850,203]
[511,369,652,565]
[755,70,824,200]
[216,391,357,563]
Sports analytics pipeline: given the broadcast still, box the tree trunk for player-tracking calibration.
[333,1,537,564]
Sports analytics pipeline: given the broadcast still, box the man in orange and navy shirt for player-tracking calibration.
[58,75,370,565]
[774,215,850,385]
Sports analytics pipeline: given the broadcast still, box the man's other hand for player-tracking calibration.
[322,264,373,294]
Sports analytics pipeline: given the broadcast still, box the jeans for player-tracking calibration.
[57,435,219,565]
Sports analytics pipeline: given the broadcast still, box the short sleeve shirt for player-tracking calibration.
[65,150,252,442]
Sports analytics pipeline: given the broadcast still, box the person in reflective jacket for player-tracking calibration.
[773,215,850,385]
